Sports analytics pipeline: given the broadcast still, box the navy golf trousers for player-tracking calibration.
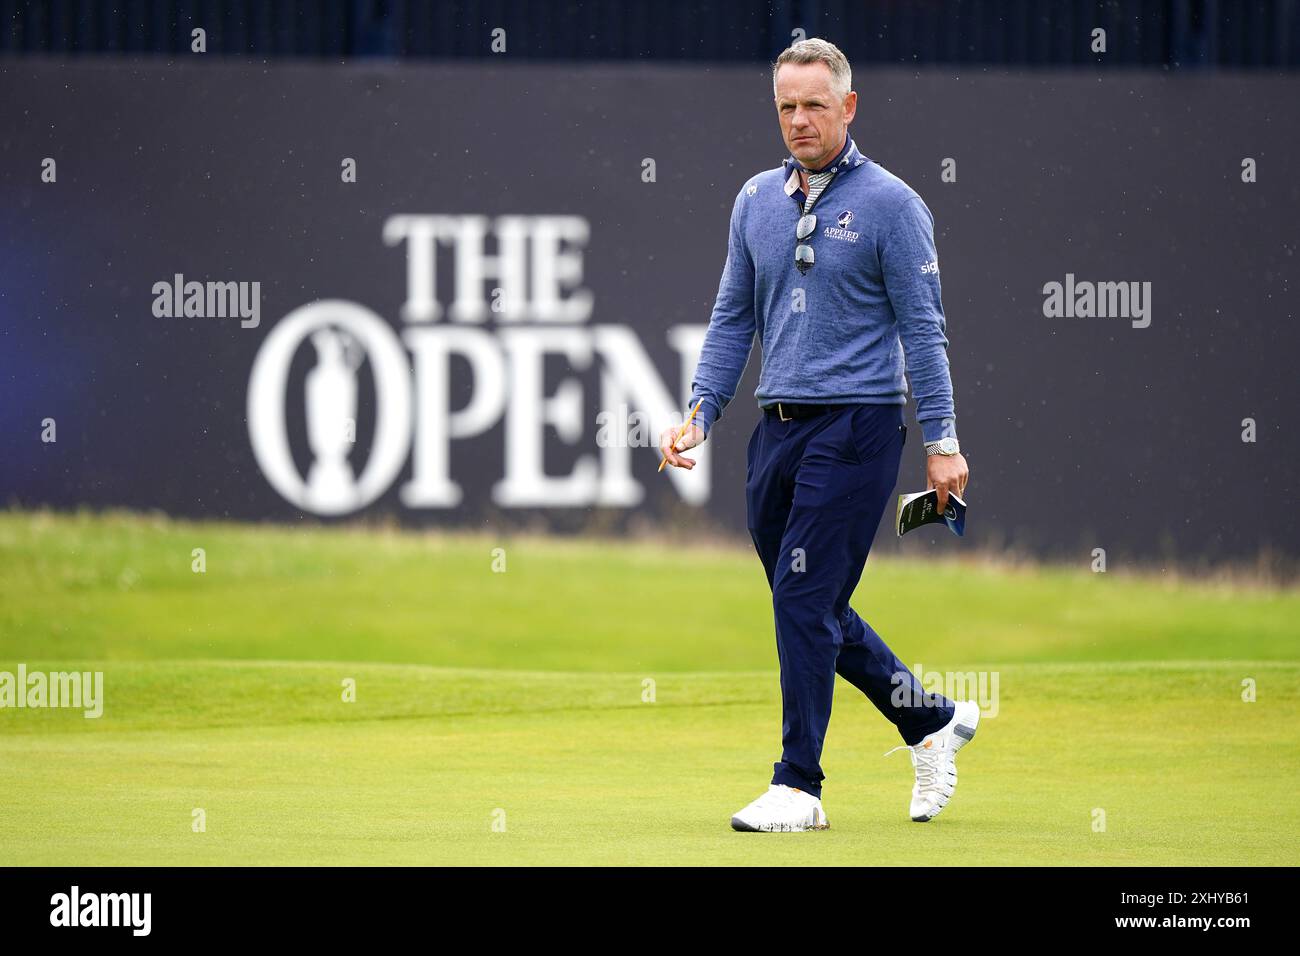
[745,402,956,798]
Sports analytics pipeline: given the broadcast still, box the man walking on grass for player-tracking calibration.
[659,38,980,831]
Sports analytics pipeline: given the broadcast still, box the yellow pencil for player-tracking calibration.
[659,398,705,473]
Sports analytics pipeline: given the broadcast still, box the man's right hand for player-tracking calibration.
[658,423,706,470]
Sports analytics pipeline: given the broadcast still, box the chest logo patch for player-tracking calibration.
[824,209,860,243]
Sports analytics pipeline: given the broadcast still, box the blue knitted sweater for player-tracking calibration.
[688,134,957,444]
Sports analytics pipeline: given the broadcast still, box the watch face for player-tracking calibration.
[940,438,958,454]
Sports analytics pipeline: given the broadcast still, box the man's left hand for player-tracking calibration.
[927,453,969,515]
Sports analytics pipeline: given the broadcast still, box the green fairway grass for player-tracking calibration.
[1,509,1297,865]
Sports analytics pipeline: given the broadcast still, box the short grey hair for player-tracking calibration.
[772,38,852,100]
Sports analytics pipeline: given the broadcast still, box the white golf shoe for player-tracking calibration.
[730,784,830,832]
[885,699,981,822]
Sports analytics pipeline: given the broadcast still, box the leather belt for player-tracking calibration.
[764,402,835,422]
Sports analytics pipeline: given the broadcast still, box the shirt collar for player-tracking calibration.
[782,134,867,196]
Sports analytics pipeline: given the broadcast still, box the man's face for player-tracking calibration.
[774,62,857,170]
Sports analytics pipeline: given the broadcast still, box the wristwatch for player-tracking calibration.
[925,437,960,457]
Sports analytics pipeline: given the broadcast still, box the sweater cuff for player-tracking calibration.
[919,417,957,444]
[689,397,719,437]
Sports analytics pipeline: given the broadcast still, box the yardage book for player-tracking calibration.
[896,489,966,537]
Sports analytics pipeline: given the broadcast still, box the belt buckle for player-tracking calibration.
[777,402,792,422]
